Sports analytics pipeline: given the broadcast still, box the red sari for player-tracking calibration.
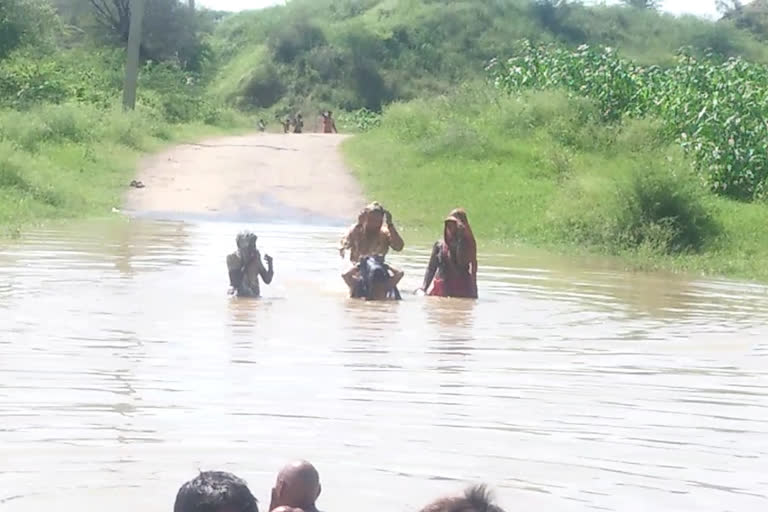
[424,209,478,299]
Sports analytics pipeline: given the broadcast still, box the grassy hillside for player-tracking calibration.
[210,0,768,115]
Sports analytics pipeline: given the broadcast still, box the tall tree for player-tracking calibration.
[716,0,744,16]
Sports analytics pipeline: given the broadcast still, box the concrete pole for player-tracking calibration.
[122,0,146,110]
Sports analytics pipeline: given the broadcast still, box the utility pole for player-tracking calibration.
[122,0,146,110]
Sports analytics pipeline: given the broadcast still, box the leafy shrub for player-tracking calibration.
[337,108,381,132]
[268,20,327,63]
[0,0,58,60]
[550,158,717,254]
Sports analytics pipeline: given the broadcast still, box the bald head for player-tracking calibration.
[271,461,321,511]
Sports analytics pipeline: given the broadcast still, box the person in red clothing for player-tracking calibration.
[418,208,478,299]
[321,111,337,133]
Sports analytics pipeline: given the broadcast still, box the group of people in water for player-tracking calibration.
[174,461,505,512]
[226,202,479,301]
[271,111,338,134]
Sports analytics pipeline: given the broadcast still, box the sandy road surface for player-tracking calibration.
[125,133,366,224]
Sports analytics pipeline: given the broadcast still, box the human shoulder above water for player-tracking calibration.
[418,208,478,299]
[270,460,323,512]
[226,230,274,298]
[343,254,404,300]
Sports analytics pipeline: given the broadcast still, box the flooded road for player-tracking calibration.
[1,219,767,512]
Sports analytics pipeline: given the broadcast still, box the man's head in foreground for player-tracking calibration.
[174,471,259,512]
[270,460,322,512]
[419,485,505,512]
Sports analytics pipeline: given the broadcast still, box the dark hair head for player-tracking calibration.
[356,255,389,299]
[174,471,259,512]
[420,485,505,512]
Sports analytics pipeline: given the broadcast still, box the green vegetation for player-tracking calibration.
[344,86,768,281]
[1,0,248,233]
[0,103,244,236]
[209,0,768,115]
[488,41,768,200]
[5,0,768,282]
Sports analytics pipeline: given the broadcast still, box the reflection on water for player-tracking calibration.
[1,219,767,512]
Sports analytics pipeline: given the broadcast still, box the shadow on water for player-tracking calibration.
[1,218,768,512]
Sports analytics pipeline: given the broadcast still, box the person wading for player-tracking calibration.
[269,460,323,512]
[419,208,478,299]
[339,201,404,263]
[226,231,274,298]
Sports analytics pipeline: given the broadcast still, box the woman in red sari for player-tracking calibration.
[419,208,478,299]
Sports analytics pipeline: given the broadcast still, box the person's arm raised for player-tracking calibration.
[385,210,404,252]
[257,251,274,284]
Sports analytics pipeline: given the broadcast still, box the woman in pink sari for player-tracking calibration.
[419,208,478,299]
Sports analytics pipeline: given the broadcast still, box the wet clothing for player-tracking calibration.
[426,241,476,298]
[226,249,271,297]
[422,211,478,299]
[348,255,402,300]
[340,224,399,263]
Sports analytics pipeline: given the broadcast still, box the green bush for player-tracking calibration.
[489,40,768,200]
[550,157,717,254]
[268,20,327,63]
[0,0,58,60]
[0,141,64,207]
[0,104,97,151]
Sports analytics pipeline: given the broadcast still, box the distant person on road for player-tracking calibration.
[343,254,404,300]
[174,471,259,512]
[321,111,337,133]
[293,113,304,133]
[226,230,274,297]
[280,116,291,133]
[339,201,404,263]
[419,485,505,512]
[418,208,478,299]
[269,460,322,512]
[258,119,266,132]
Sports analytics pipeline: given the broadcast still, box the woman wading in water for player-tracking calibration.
[419,208,478,299]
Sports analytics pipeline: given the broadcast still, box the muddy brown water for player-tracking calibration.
[1,218,767,512]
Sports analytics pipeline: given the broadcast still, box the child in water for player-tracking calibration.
[342,255,403,300]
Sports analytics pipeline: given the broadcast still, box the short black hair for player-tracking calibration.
[174,471,259,512]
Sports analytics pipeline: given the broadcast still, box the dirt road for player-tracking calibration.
[125,133,366,225]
